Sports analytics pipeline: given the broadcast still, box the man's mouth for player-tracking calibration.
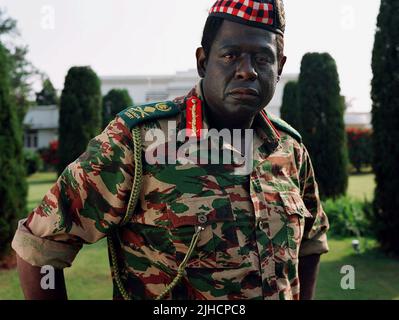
[227,88,260,102]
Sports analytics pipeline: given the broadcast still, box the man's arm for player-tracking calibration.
[297,145,329,300]
[16,255,67,300]
[298,254,321,300]
[12,117,136,300]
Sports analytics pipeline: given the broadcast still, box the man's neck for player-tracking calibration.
[204,104,256,132]
[210,116,255,132]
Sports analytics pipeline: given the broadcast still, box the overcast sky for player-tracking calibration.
[1,0,381,112]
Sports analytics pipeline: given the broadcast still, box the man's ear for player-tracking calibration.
[196,47,207,78]
[278,55,287,76]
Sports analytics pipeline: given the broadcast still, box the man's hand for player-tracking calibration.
[16,254,68,300]
[298,254,321,300]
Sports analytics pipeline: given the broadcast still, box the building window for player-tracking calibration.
[25,130,38,149]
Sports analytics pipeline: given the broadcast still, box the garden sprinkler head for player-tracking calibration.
[352,239,360,253]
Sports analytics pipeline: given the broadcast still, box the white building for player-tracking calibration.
[23,105,58,150]
[23,69,371,150]
[344,112,372,129]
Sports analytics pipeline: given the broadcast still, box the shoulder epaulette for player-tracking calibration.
[266,111,302,143]
[117,101,181,130]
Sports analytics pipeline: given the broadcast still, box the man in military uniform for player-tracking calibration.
[13,0,329,300]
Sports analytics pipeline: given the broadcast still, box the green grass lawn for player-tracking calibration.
[26,172,58,212]
[316,238,399,300]
[346,172,375,201]
[2,171,397,300]
[0,239,112,300]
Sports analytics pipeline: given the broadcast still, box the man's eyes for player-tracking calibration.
[222,52,238,61]
[254,54,273,65]
[220,52,273,65]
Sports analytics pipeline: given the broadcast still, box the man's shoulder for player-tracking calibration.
[117,100,182,130]
[265,111,302,144]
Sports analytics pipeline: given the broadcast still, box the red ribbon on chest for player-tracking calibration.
[186,96,203,138]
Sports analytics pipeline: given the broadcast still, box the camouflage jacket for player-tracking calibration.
[12,85,329,300]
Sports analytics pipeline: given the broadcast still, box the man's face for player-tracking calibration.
[198,20,285,125]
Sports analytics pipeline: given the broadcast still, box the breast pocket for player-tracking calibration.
[261,191,313,261]
[167,195,245,269]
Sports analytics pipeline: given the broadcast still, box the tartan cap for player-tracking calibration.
[209,0,285,36]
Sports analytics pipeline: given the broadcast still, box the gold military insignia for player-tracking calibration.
[125,109,138,119]
[155,103,171,112]
[118,101,179,130]
[125,107,150,119]
[124,104,171,120]
[144,106,156,113]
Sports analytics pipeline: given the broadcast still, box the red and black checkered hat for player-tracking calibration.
[209,0,285,36]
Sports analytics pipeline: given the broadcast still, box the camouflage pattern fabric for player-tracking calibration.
[12,85,329,300]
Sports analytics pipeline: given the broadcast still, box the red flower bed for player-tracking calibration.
[346,128,373,172]
[39,140,59,169]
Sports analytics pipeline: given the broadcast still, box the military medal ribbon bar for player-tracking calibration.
[186,96,203,138]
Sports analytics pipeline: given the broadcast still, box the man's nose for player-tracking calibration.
[235,55,258,81]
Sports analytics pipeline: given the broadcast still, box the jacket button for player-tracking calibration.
[198,214,208,224]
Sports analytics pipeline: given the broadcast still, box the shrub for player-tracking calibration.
[371,0,399,256]
[24,149,43,175]
[36,78,58,106]
[0,43,27,259]
[298,53,348,199]
[346,128,373,173]
[58,66,102,176]
[323,196,373,238]
[102,89,133,129]
[280,81,301,132]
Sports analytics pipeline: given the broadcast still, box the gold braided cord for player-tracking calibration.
[191,99,197,134]
[107,126,204,300]
[108,233,131,300]
[108,127,143,300]
[155,226,204,300]
[122,127,143,225]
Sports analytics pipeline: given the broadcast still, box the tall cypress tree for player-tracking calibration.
[36,78,58,106]
[0,43,27,259]
[298,53,348,199]
[371,0,399,255]
[102,89,133,129]
[58,66,102,175]
[280,81,301,132]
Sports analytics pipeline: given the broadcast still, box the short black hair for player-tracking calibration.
[201,1,285,65]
